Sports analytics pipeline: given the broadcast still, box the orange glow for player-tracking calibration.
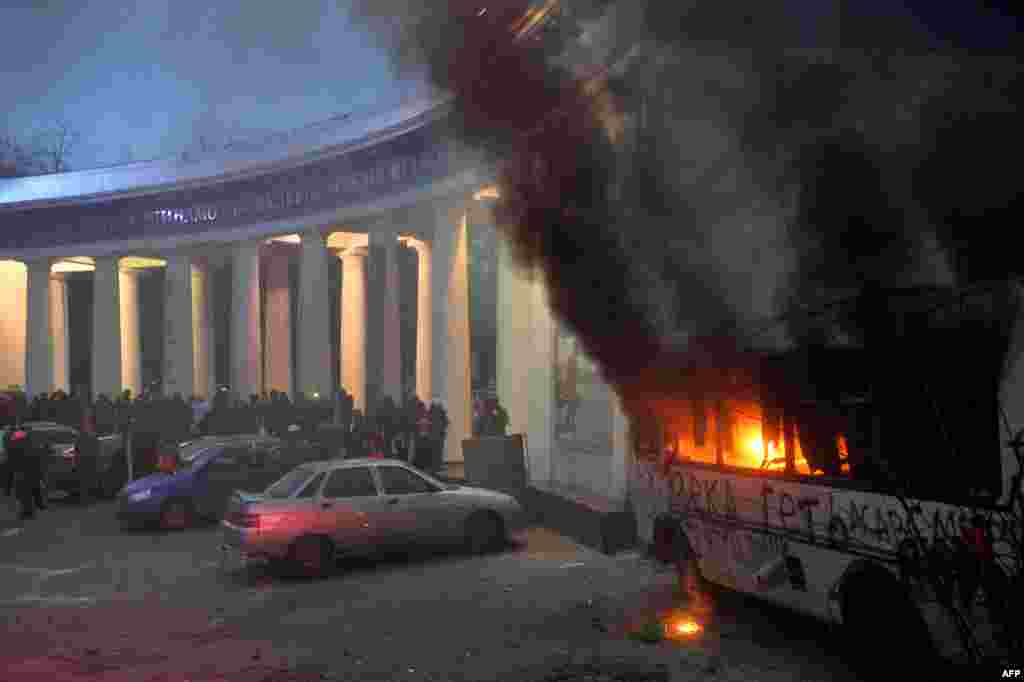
[657,396,852,478]
[661,612,703,639]
[837,434,850,474]
[730,413,814,473]
[473,185,500,200]
[675,620,701,635]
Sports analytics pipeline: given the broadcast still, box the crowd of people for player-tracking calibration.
[1,385,452,498]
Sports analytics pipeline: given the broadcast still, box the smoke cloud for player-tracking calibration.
[346,0,1021,409]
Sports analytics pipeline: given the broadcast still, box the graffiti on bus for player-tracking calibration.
[634,460,1020,558]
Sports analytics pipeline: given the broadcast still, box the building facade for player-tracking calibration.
[0,96,632,504]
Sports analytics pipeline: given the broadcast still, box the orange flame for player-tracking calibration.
[674,620,701,635]
[659,398,849,478]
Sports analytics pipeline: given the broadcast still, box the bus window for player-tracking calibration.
[717,399,856,478]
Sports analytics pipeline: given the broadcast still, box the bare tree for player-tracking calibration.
[179,116,260,160]
[31,119,81,173]
[117,142,137,165]
[0,132,41,178]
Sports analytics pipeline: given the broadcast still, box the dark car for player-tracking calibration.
[19,421,127,499]
[116,434,340,530]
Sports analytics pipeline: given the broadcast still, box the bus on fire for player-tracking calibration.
[629,282,1023,671]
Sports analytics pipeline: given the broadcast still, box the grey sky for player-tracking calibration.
[1,0,418,169]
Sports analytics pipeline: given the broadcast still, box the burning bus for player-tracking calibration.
[632,282,1024,669]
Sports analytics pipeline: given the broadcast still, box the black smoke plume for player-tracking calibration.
[346,0,1022,412]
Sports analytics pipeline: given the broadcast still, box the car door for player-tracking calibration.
[317,466,387,554]
[374,465,455,545]
[245,444,286,492]
[200,446,251,519]
[40,428,78,485]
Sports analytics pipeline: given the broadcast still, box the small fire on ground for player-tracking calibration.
[627,609,705,644]
[668,617,703,637]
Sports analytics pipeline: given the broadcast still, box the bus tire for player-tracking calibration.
[841,564,937,678]
[651,514,705,594]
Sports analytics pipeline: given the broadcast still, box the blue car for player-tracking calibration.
[116,434,329,530]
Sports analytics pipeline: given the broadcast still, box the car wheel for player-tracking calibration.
[465,512,503,555]
[289,536,332,578]
[159,498,193,531]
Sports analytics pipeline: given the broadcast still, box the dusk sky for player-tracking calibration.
[0,1,420,170]
[2,1,1017,172]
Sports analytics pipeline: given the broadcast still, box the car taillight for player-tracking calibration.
[229,511,260,529]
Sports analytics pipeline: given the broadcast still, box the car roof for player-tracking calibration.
[189,433,279,446]
[21,421,71,430]
[301,458,431,475]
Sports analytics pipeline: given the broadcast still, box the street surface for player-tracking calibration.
[1,493,861,681]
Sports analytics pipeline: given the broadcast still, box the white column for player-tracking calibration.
[231,243,262,400]
[0,261,28,391]
[527,268,557,485]
[404,238,432,404]
[263,244,293,396]
[24,259,53,398]
[192,261,212,399]
[432,205,472,463]
[369,231,402,403]
[610,394,631,503]
[498,234,556,485]
[297,229,332,398]
[163,252,194,398]
[49,273,69,394]
[119,268,142,399]
[497,236,530,437]
[431,220,449,407]
[92,257,122,400]
[340,246,368,413]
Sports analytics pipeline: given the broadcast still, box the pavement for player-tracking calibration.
[0,491,863,681]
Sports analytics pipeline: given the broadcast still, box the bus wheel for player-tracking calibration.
[842,567,936,677]
[651,514,705,598]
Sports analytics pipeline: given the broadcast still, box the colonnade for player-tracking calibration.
[1,200,473,462]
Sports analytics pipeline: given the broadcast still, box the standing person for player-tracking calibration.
[427,403,449,472]
[2,425,16,498]
[75,410,100,504]
[347,409,363,458]
[27,426,49,512]
[393,433,409,463]
[6,425,45,519]
[367,431,386,459]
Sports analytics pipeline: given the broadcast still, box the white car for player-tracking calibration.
[221,458,526,575]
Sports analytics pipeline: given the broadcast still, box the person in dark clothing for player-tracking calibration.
[5,425,47,519]
[75,411,100,504]
[393,433,409,462]
[2,426,16,497]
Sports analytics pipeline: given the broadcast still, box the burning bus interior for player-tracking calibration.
[635,282,1020,505]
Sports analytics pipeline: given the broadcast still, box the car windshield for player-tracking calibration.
[265,467,316,499]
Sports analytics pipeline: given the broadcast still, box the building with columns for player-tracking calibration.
[0,97,631,505]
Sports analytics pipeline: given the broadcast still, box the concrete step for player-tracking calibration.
[523,484,638,556]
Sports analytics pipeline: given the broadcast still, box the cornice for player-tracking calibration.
[0,98,452,212]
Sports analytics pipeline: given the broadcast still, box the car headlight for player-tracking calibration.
[128,489,152,502]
